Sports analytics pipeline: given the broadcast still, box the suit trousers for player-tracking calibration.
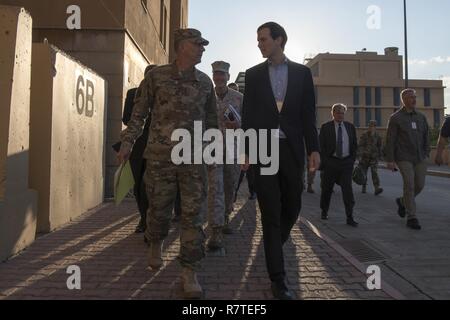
[130,158,149,224]
[320,157,355,217]
[254,140,303,283]
[397,161,427,220]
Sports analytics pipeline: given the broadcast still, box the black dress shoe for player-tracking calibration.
[407,219,422,230]
[321,211,329,220]
[135,219,146,233]
[271,281,294,300]
[346,218,359,227]
[396,198,406,218]
[375,188,384,196]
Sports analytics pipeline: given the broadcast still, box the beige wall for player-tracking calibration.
[309,51,445,131]
[0,0,186,197]
[363,61,401,81]
[321,60,360,81]
[0,6,38,262]
[317,86,353,107]
[125,0,170,66]
[30,43,106,233]
[0,0,125,29]
[169,0,189,62]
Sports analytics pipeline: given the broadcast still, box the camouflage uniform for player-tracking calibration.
[217,87,243,224]
[357,129,383,188]
[207,164,225,228]
[207,61,243,232]
[120,60,218,271]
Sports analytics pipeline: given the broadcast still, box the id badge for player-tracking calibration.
[412,122,417,130]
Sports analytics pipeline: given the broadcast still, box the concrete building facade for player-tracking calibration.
[0,0,189,196]
[0,6,38,262]
[29,43,107,234]
[305,48,446,136]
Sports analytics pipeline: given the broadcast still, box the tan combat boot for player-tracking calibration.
[147,240,163,270]
[207,227,224,250]
[181,268,203,299]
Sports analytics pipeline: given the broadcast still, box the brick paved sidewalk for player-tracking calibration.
[0,189,395,300]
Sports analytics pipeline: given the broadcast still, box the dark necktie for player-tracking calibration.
[337,124,343,159]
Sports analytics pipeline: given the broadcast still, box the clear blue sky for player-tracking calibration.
[189,0,450,112]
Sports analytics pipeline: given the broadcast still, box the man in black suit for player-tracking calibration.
[319,103,359,227]
[122,65,156,233]
[241,22,320,300]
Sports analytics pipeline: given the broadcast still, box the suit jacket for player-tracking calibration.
[122,88,151,160]
[319,121,358,169]
[241,60,319,166]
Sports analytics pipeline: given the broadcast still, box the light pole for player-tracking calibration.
[404,0,409,88]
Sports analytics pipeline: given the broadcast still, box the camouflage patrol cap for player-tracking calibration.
[174,28,209,46]
[212,61,231,73]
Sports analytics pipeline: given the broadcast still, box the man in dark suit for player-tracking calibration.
[122,65,156,234]
[319,103,359,227]
[241,22,320,300]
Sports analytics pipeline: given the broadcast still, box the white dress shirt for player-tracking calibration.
[333,121,350,158]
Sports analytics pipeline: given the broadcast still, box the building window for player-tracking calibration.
[375,87,382,106]
[424,88,431,107]
[434,110,441,128]
[353,108,360,127]
[375,108,382,126]
[353,87,360,106]
[366,109,372,126]
[160,0,168,50]
[365,87,372,106]
[394,88,401,107]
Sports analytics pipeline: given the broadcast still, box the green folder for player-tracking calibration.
[114,161,135,206]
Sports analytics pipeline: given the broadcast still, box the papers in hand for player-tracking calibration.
[224,104,241,124]
[114,161,135,206]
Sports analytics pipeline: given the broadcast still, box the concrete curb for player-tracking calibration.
[378,164,450,179]
[427,170,450,178]
[300,216,407,300]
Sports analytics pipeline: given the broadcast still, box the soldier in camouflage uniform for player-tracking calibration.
[211,61,243,237]
[357,120,384,195]
[118,29,218,299]
[206,75,226,251]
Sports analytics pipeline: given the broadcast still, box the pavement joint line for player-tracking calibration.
[378,164,450,179]
[382,262,435,300]
[300,216,406,300]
